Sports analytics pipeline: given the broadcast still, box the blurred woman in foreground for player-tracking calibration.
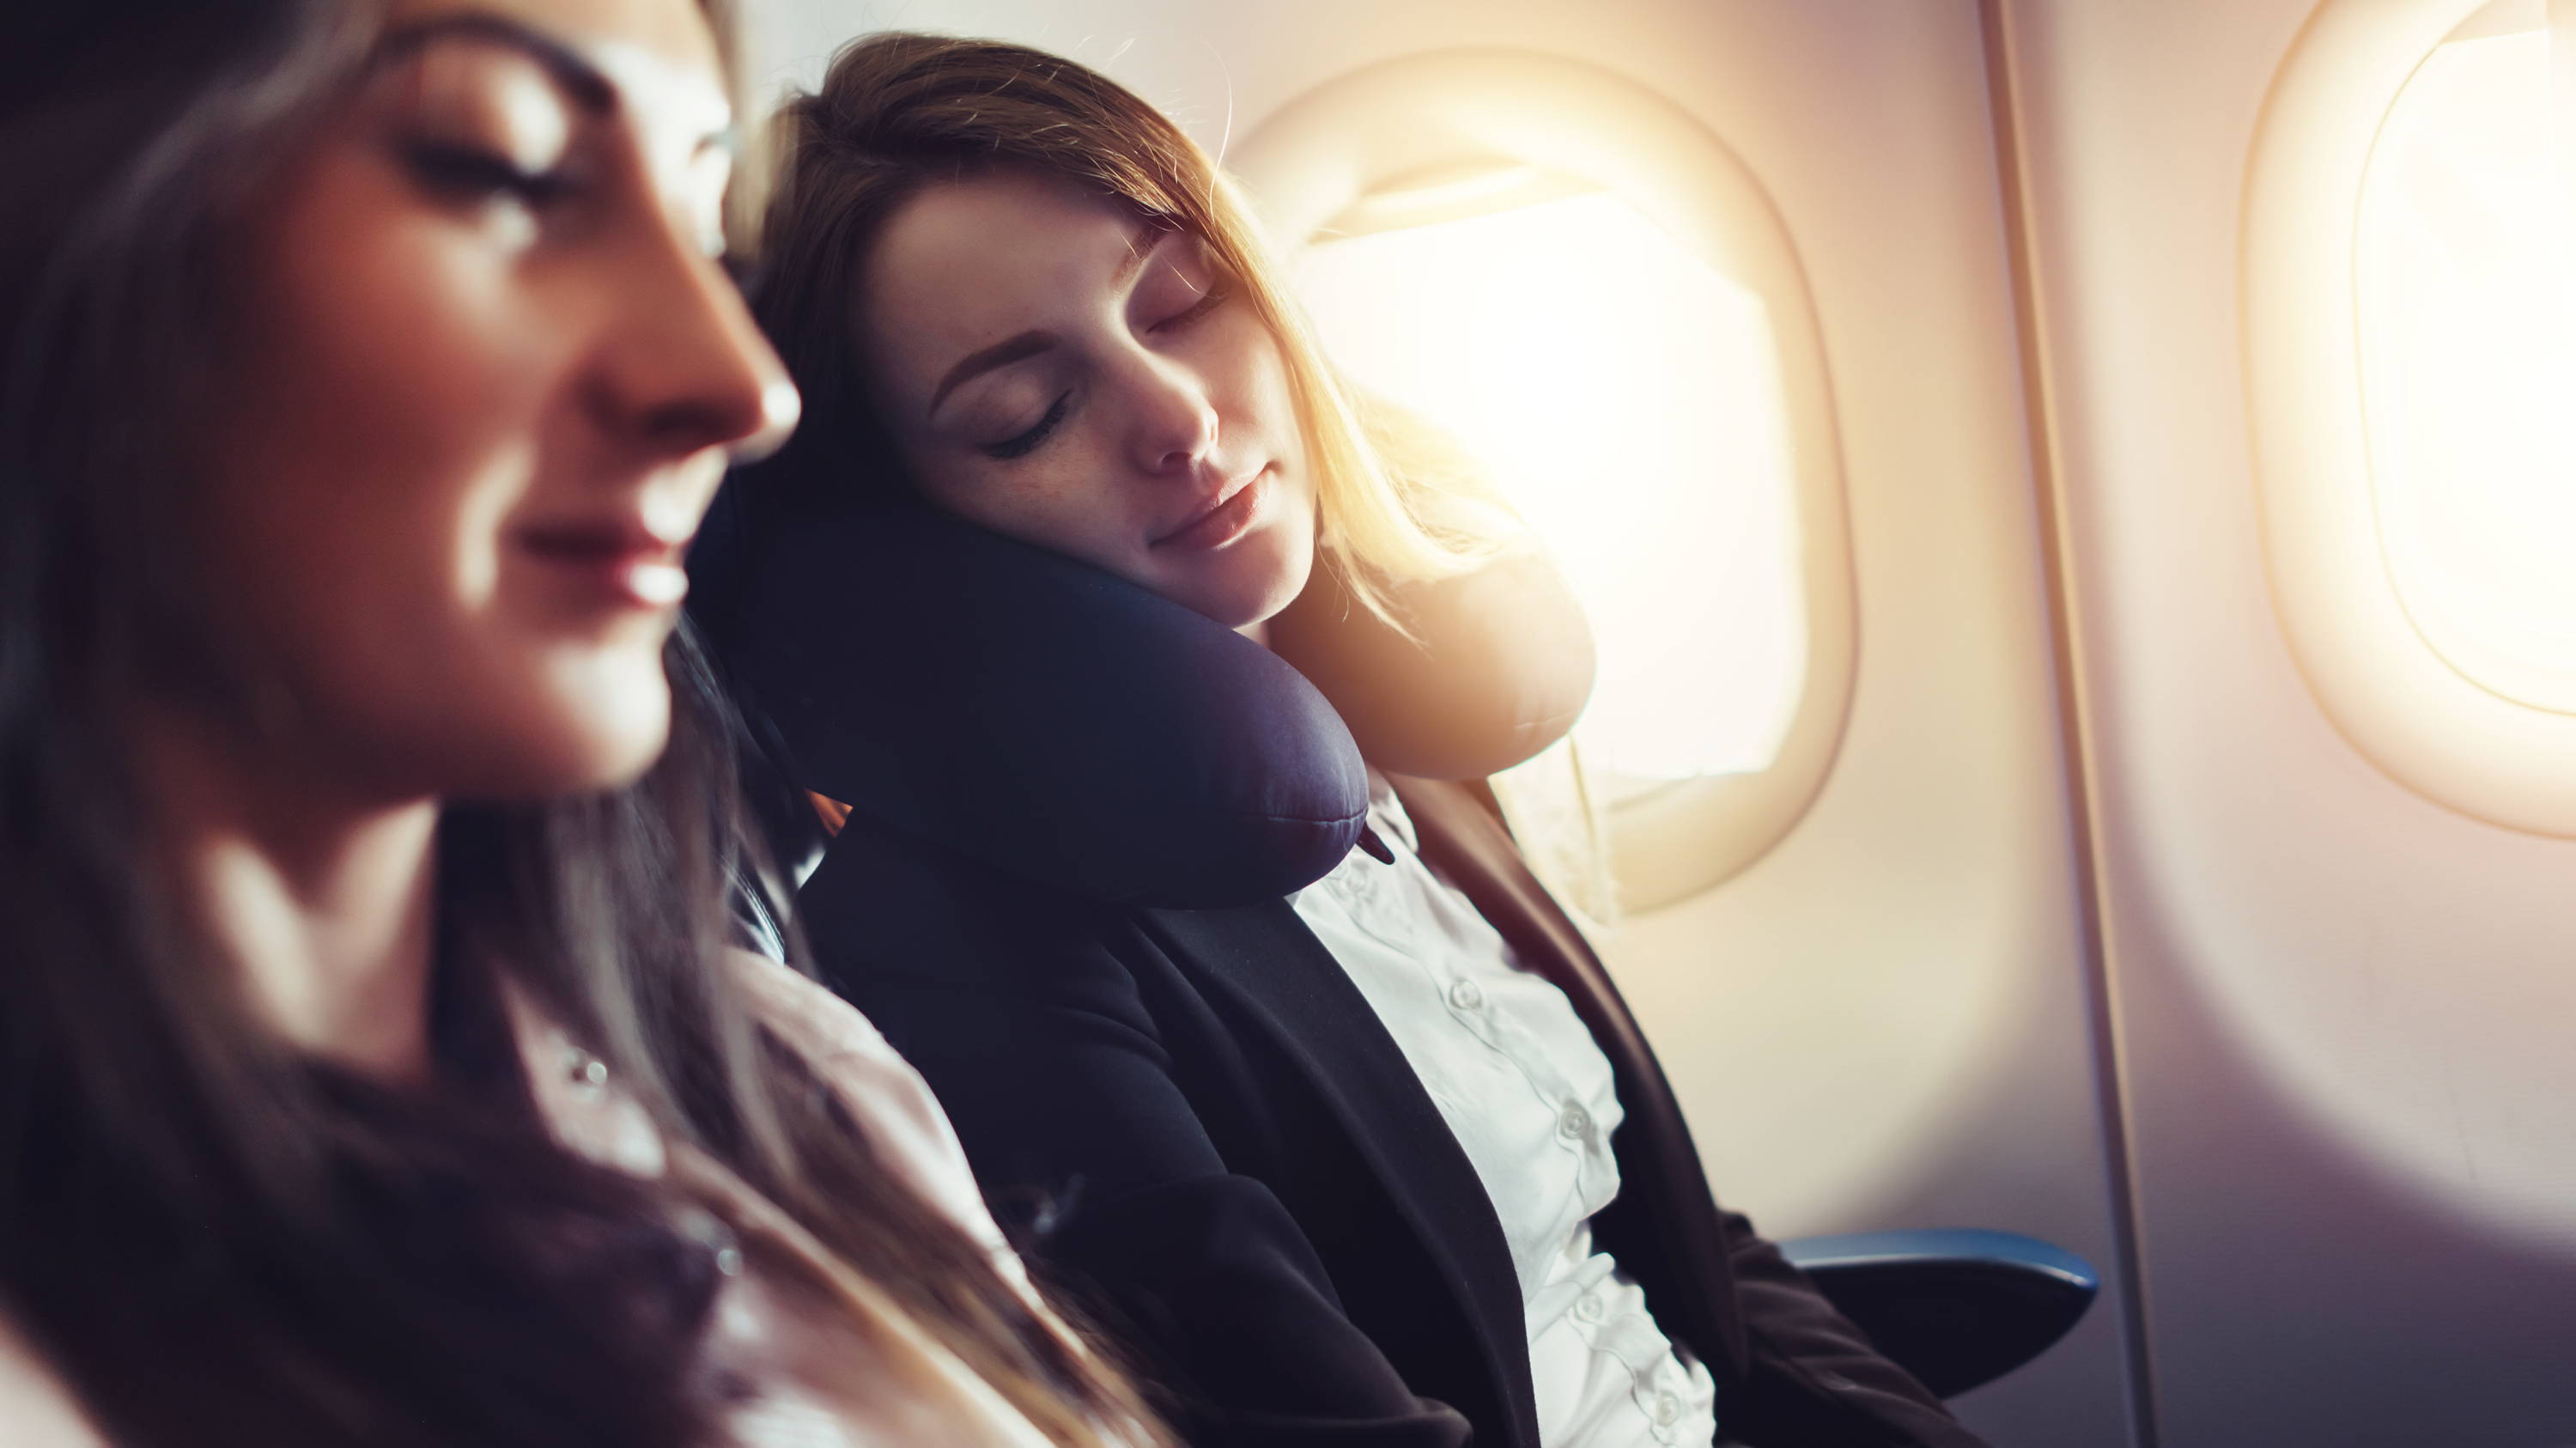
[0,3,1155,1443]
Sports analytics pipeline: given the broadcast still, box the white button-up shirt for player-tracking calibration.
[1291,776,1720,1448]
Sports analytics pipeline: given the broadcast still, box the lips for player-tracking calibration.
[518,519,692,609]
[1152,465,1271,551]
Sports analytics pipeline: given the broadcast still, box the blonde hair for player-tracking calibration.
[745,32,1513,622]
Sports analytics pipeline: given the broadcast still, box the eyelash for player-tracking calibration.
[987,392,1072,460]
[980,286,1230,462]
[403,139,576,210]
[1154,285,1230,334]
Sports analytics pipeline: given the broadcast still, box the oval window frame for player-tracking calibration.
[2245,0,2576,836]
[1228,50,1858,909]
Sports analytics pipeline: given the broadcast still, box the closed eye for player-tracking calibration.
[986,391,1072,460]
[402,139,580,210]
[1151,286,1230,334]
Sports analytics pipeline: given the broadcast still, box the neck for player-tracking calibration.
[132,707,442,1084]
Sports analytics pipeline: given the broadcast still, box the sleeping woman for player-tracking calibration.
[704,32,1988,1448]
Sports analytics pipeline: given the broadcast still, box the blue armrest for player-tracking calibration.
[1778,1229,2099,1399]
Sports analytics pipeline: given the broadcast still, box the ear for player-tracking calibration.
[1267,547,1597,782]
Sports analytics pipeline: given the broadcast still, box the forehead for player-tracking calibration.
[861,172,1152,393]
[386,0,730,134]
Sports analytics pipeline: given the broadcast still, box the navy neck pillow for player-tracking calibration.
[1270,544,1595,784]
[690,494,1592,909]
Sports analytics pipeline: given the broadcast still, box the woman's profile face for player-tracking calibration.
[856,169,1319,631]
[195,0,796,801]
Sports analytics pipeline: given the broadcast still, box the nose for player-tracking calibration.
[1126,350,1220,478]
[594,222,801,465]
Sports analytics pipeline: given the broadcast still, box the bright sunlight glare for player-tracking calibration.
[1294,191,1807,782]
[2357,25,2576,708]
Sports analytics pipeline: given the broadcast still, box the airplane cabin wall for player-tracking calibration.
[1996,0,2576,1443]
[748,2,2141,1444]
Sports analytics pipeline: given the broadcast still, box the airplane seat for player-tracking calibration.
[1778,1230,2099,1399]
[690,496,2099,1397]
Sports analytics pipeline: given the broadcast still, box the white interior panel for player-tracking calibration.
[1997,0,2576,1441]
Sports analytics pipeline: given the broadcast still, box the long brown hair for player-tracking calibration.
[0,3,1146,1444]
[738,31,1507,623]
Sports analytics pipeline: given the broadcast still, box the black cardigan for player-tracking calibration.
[797,774,1985,1448]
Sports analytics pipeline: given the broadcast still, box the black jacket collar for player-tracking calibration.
[1136,901,1543,1447]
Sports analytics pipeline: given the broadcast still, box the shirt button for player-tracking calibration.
[1572,1292,1606,1323]
[1446,978,1485,1011]
[1557,1102,1592,1141]
[1654,1392,1681,1426]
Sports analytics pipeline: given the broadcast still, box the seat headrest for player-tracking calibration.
[692,500,1369,908]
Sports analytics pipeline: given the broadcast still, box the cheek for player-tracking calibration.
[221,159,544,583]
[194,155,665,795]
[909,446,1144,571]
[1206,313,1303,449]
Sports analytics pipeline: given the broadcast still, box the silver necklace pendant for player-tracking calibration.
[678,1206,747,1279]
[558,1039,609,1092]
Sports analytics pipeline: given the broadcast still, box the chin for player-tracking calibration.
[450,657,675,800]
[559,675,677,791]
[1175,526,1316,631]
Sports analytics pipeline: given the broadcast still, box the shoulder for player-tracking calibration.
[792,820,1179,1042]
[0,1313,108,1447]
[729,946,905,1071]
[726,951,1030,1278]
[795,812,1136,991]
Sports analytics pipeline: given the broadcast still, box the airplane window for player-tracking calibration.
[2242,0,2576,836]
[1296,183,1807,793]
[2354,3,2576,711]
[1234,52,1856,910]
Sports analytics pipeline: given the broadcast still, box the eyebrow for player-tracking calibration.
[931,332,1060,417]
[1113,220,1174,288]
[377,12,621,117]
[927,221,1172,417]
